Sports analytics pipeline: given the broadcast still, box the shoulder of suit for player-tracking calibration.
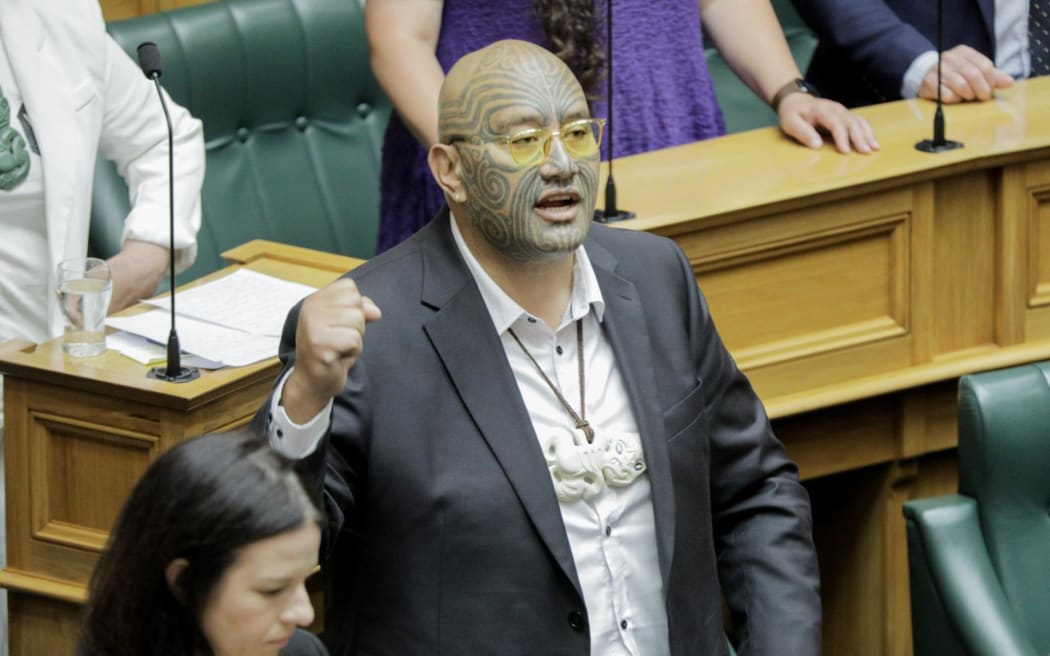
[586,222,678,256]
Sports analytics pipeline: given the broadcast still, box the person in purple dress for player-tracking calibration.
[367,0,880,253]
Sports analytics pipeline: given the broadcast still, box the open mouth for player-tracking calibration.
[534,189,582,221]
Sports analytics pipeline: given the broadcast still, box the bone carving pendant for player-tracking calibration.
[540,427,647,502]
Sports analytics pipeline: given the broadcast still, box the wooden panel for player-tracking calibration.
[100,0,212,21]
[702,224,907,367]
[1027,180,1050,308]
[677,189,913,393]
[899,381,959,458]
[1025,161,1050,339]
[997,165,1028,346]
[808,464,890,656]
[8,592,82,656]
[30,413,157,550]
[932,172,997,358]
[776,398,899,480]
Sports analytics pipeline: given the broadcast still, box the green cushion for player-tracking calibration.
[903,361,1050,656]
[904,496,1038,656]
[91,0,390,286]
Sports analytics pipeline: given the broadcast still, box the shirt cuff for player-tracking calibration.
[266,367,332,459]
[901,50,939,99]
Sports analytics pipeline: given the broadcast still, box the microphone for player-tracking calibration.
[915,0,963,153]
[593,0,635,223]
[137,42,200,383]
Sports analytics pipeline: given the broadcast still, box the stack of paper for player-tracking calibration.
[106,268,318,368]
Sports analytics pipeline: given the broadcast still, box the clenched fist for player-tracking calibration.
[281,278,382,423]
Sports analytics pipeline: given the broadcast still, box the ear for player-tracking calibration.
[165,558,190,604]
[427,144,467,204]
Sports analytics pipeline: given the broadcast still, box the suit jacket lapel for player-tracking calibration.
[418,212,583,596]
[587,238,676,589]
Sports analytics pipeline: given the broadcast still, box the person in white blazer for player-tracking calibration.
[0,3,203,654]
[0,0,204,347]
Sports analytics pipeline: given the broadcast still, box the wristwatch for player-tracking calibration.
[771,78,820,111]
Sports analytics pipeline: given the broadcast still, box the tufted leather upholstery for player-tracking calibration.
[903,361,1050,656]
[90,0,390,286]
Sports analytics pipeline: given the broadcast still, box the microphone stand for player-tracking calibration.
[915,0,963,153]
[594,0,635,223]
[138,42,199,383]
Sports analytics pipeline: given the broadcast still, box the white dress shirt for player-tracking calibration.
[902,0,1031,98]
[269,218,671,655]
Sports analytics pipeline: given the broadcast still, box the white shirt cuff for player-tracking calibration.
[901,50,939,99]
[266,367,332,459]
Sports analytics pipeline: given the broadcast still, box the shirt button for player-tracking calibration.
[567,610,586,631]
[605,525,612,537]
[620,619,628,630]
[556,345,564,355]
[527,317,537,323]
[275,428,284,439]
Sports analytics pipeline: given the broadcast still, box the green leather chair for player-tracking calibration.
[903,361,1050,656]
[90,0,391,286]
[703,0,819,134]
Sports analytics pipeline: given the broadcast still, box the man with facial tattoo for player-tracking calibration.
[258,40,821,656]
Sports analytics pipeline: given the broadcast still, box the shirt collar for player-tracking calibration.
[449,213,606,335]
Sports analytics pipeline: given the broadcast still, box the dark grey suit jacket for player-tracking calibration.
[265,210,821,655]
[285,629,329,656]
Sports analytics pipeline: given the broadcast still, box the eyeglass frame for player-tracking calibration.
[445,117,607,168]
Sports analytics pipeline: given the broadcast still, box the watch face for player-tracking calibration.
[798,79,819,96]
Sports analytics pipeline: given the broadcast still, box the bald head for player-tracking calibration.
[428,39,599,266]
[438,40,587,144]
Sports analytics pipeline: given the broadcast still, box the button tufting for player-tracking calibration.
[236,127,251,142]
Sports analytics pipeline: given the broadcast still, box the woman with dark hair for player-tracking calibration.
[366,0,880,253]
[78,432,327,656]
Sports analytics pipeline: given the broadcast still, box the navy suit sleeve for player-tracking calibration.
[254,284,370,563]
[794,0,935,97]
[672,245,822,655]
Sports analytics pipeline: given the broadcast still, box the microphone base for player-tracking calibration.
[594,208,636,224]
[148,365,201,383]
[915,138,963,153]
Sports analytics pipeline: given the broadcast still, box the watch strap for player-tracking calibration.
[771,78,819,112]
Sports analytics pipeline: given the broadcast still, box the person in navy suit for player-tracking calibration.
[792,0,1044,107]
[260,39,820,656]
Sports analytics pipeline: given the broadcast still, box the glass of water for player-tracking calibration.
[56,257,113,357]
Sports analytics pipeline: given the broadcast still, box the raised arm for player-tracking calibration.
[701,0,878,154]
[365,0,446,147]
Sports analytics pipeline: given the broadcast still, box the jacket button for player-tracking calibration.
[567,610,586,631]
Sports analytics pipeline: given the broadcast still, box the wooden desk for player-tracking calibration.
[607,77,1050,655]
[0,241,359,655]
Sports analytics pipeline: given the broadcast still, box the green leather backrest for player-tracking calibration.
[91,0,391,286]
[704,0,818,133]
[957,361,1050,650]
